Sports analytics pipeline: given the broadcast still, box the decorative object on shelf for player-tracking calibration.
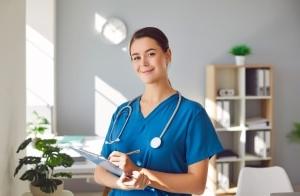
[218,88,235,97]
[287,122,300,143]
[14,111,74,195]
[229,44,252,66]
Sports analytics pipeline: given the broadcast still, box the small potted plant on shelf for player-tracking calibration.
[229,44,252,66]
[14,111,74,195]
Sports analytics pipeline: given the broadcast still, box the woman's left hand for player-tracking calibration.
[108,151,140,175]
[117,171,150,190]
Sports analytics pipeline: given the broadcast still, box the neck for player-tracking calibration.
[142,79,176,103]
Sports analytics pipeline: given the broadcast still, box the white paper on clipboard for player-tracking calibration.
[69,146,123,176]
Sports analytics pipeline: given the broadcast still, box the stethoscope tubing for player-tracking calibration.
[105,92,181,148]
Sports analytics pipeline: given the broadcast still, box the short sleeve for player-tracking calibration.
[185,108,223,165]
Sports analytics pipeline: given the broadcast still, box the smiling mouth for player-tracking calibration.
[141,68,154,73]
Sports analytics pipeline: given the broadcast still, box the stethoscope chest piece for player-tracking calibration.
[150,137,161,149]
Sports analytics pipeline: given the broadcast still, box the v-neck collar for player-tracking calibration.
[137,92,179,120]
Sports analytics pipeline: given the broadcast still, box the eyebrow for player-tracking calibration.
[131,48,156,56]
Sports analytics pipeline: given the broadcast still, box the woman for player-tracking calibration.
[94,27,223,195]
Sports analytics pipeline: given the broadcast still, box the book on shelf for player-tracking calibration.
[216,101,231,128]
[246,131,270,158]
[264,69,270,95]
[217,163,230,190]
[246,68,271,96]
[246,117,270,128]
[217,149,239,161]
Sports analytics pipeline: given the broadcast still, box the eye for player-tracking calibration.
[131,56,141,61]
[148,52,156,57]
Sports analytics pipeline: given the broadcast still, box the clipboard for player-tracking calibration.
[69,146,123,176]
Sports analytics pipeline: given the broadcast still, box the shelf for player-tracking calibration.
[216,96,242,100]
[245,96,272,100]
[216,126,243,132]
[217,157,242,163]
[216,187,237,195]
[245,125,272,131]
[244,154,272,161]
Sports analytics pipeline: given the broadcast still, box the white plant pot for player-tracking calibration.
[30,180,63,196]
[235,56,246,66]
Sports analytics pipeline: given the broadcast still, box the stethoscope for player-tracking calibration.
[105,92,182,149]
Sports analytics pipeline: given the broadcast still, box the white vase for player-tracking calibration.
[30,180,63,196]
[235,56,246,66]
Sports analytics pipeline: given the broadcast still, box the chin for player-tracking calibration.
[140,78,158,84]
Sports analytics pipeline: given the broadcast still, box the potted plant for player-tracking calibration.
[229,44,252,65]
[287,122,300,143]
[14,111,74,195]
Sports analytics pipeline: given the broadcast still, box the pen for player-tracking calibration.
[126,149,140,155]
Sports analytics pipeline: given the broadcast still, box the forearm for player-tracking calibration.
[94,166,120,189]
[141,167,207,194]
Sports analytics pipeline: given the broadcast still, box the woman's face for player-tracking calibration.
[130,37,171,85]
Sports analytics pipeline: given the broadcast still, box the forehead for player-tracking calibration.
[130,37,161,54]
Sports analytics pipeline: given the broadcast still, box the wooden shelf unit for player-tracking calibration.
[205,64,273,195]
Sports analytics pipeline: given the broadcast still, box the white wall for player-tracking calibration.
[0,0,27,195]
[56,0,300,187]
[26,0,56,134]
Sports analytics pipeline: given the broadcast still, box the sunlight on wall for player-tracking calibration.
[94,76,128,138]
[26,25,54,134]
[26,25,54,106]
[94,13,107,33]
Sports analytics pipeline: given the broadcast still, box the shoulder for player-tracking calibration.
[114,95,139,114]
[180,95,205,116]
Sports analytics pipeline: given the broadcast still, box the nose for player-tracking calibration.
[141,56,149,67]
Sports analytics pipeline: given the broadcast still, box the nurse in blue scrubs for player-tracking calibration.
[94,27,223,196]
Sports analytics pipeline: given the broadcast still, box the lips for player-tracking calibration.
[141,68,154,73]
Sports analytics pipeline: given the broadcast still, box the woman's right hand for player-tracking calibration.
[108,151,140,175]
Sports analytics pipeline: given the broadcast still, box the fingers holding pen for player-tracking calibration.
[109,151,127,168]
[108,151,139,173]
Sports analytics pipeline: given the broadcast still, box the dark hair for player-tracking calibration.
[129,27,169,54]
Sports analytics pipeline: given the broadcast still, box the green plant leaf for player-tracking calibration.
[14,156,41,177]
[229,44,251,56]
[16,138,32,153]
[20,169,46,184]
[287,122,300,143]
[34,138,58,152]
[38,117,49,125]
[46,153,74,168]
[20,169,38,181]
[28,111,50,135]
[39,179,58,193]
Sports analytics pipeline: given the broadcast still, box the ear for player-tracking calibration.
[166,48,172,65]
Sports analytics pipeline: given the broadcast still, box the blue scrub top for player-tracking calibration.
[101,93,223,196]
